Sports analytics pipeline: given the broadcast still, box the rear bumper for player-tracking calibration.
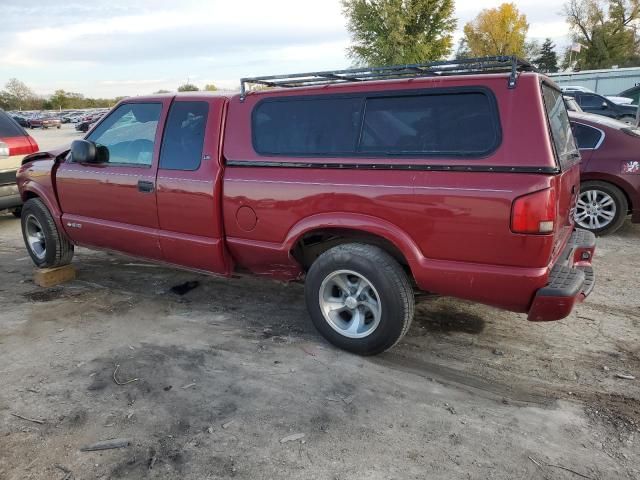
[528,229,596,321]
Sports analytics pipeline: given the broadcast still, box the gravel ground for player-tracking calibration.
[0,125,638,479]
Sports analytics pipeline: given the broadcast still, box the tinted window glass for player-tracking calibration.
[579,94,603,108]
[542,84,578,168]
[572,123,602,149]
[160,101,208,170]
[360,93,498,154]
[0,110,26,137]
[253,97,363,155]
[87,103,162,166]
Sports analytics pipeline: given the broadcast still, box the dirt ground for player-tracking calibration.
[1,126,639,479]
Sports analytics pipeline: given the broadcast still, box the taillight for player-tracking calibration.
[511,187,556,234]
[0,140,8,157]
[27,136,39,153]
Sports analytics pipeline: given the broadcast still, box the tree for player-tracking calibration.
[204,83,218,91]
[177,83,199,92]
[3,78,37,110]
[533,38,559,72]
[342,0,456,66]
[563,0,640,69]
[154,89,171,94]
[463,3,529,57]
[454,38,472,59]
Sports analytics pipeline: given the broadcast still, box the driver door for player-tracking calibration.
[56,100,171,260]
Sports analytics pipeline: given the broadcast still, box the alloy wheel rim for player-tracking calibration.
[318,269,382,339]
[575,189,616,230]
[25,214,46,260]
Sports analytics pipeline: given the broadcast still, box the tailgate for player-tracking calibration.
[541,83,581,260]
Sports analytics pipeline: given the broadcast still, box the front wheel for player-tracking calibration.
[575,181,628,235]
[305,243,414,355]
[21,198,74,268]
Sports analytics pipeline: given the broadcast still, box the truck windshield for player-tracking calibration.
[542,84,579,170]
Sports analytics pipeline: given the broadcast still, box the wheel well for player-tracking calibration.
[291,228,411,273]
[582,179,633,214]
[22,191,39,201]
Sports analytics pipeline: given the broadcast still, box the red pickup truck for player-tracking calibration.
[16,57,595,355]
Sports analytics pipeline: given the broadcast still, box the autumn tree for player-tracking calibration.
[533,38,559,72]
[564,0,640,69]
[463,3,529,57]
[342,0,457,66]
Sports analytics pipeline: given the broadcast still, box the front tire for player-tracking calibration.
[21,198,74,268]
[305,243,414,355]
[576,181,628,235]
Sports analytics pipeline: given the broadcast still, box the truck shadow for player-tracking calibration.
[413,300,485,334]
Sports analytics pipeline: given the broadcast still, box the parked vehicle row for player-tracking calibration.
[16,57,596,355]
[0,108,39,215]
[9,108,109,130]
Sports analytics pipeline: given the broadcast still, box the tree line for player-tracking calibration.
[343,0,640,73]
[0,78,219,111]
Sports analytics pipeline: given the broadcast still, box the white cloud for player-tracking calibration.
[1,0,571,97]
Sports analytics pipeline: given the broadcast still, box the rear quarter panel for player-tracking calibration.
[222,74,563,312]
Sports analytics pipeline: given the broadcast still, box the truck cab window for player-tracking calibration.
[86,103,162,166]
[159,101,208,170]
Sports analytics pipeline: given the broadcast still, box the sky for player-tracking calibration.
[1,0,571,98]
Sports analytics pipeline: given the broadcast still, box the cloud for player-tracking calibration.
[0,0,571,97]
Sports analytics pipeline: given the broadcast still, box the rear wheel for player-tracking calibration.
[620,115,636,125]
[576,181,628,235]
[21,198,74,268]
[305,243,414,355]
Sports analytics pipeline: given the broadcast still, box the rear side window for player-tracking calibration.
[160,101,208,170]
[542,84,578,168]
[0,110,26,137]
[253,97,363,155]
[252,89,499,157]
[572,123,603,149]
[578,94,602,108]
[361,93,498,155]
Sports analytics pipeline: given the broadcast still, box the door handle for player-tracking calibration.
[137,180,155,193]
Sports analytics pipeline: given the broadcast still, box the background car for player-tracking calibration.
[569,111,640,234]
[564,96,583,113]
[0,108,39,215]
[564,91,638,124]
[11,115,30,128]
[617,85,640,105]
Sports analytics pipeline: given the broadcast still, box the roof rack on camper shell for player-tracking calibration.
[239,55,537,100]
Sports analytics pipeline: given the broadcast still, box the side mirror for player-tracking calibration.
[601,101,608,109]
[70,139,107,164]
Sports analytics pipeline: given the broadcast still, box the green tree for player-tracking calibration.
[463,3,529,57]
[342,0,456,66]
[564,0,640,69]
[177,83,199,92]
[533,38,559,72]
[204,83,218,91]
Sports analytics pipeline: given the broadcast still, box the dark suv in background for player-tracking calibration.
[564,91,638,124]
[0,109,39,215]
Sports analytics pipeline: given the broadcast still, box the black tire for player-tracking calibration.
[305,243,414,355]
[576,181,628,235]
[11,207,22,218]
[20,198,74,268]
